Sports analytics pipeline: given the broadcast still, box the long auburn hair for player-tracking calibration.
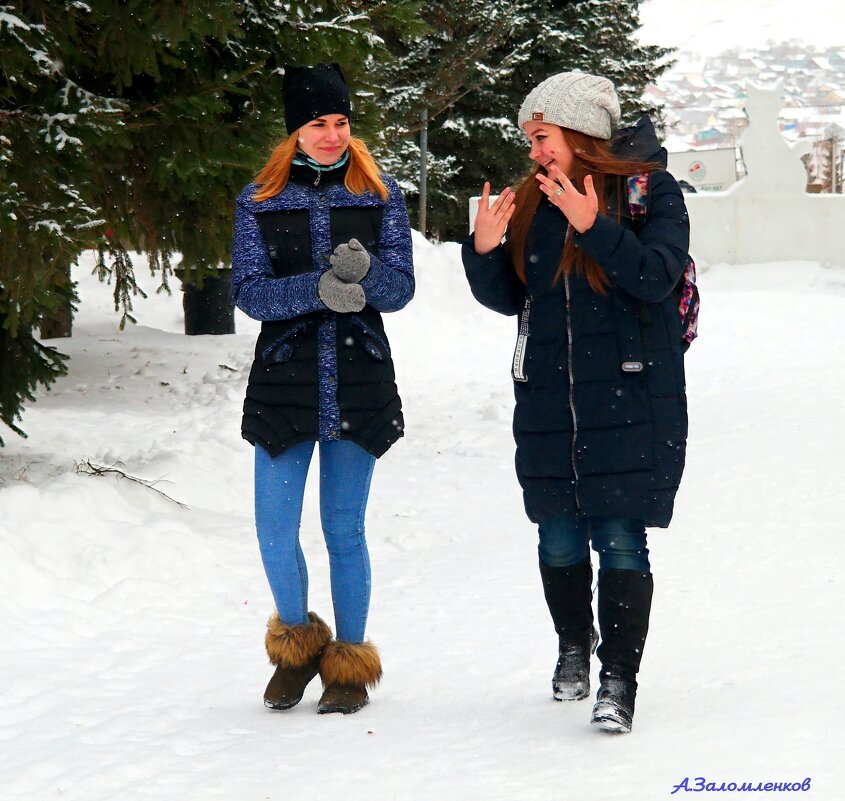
[253,133,389,202]
[506,127,661,294]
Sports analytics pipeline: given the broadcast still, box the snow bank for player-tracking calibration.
[1,240,843,800]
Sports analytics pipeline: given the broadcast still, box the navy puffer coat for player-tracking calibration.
[462,118,689,528]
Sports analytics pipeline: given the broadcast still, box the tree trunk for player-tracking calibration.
[39,263,73,339]
[180,269,235,335]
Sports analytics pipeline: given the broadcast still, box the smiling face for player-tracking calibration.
[523,121,576,178]
[296,113,351,165]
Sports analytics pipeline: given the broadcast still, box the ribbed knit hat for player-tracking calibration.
[517,71,621,140]
[282,63,351,134]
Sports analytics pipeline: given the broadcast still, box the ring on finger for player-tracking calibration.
[554,187,563,197]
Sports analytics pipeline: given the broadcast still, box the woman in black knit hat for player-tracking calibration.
[231,63,414,715]
[462,71,692,733]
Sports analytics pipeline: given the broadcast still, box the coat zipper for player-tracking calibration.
[562,228,581,512]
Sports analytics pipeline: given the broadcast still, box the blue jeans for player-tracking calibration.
[254,440,376,643]
[538,515,650,573]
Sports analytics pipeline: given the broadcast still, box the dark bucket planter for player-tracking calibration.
[177,269,235,335]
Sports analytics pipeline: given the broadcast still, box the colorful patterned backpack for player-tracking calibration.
[627,173,699,351]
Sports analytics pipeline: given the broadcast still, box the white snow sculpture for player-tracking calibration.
[685,82,845,266]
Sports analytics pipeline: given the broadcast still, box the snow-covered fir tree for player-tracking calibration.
[2,0,667,443]
[372,0,528,230]
[375,0,673,239]
[1,0,420,445]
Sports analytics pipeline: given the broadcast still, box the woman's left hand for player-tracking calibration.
[536,165,599,234]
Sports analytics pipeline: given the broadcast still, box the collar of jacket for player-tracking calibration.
[289,153,350,187]
[237,172,390,214]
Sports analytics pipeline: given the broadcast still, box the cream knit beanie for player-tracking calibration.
[517,71,621,140]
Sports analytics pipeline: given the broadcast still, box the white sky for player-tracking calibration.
[639,0,845,55]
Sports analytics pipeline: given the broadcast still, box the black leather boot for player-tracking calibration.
[591,569,654,733]
[539,558,597,701]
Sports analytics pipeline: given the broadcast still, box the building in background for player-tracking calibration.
[648,41,845,192]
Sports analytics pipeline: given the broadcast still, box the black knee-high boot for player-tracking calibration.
[539,558,598,701]
[591,568,654,733]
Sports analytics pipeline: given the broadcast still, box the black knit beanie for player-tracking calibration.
[282,63,351,134]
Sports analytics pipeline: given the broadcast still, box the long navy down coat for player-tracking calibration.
[462,118,689,528]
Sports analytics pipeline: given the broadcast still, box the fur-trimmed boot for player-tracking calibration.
[264,612,332,710]
[591,569,653,733]
[317,640,382,715]
[539,558,598,701]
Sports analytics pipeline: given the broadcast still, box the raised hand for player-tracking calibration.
[536,165,599,233]
[329,238,370,283]
[473,182,516,255]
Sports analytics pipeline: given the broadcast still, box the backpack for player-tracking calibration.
[627,173,699,351]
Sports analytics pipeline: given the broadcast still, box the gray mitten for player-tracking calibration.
[318,270,366,313]
[329,238,370,283]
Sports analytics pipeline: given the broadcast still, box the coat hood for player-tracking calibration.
[612,115,667,168]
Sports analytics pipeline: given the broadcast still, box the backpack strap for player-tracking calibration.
[627,172,653,326]
[628,170,699,351]
[627,172,650,221]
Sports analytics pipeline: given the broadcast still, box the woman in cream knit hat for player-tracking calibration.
[462,72,691,734]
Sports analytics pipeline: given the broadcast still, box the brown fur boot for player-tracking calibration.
[264,612,332,710]
[317,640,382,714]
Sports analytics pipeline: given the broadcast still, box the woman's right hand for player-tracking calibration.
[473,182,515,255]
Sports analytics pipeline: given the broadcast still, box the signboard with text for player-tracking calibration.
[667,148,739,192]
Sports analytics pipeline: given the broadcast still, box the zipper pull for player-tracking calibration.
[313,171,321,187]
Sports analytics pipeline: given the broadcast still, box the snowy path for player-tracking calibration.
[1,238,843,800]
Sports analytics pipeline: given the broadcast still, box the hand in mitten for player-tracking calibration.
[329,238,370,283]
[318,270,366,313]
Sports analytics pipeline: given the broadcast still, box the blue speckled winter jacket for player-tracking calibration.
[231,160,414,457]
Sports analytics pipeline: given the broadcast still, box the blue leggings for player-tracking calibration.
[254,440,376,643]
[538,515,650,573]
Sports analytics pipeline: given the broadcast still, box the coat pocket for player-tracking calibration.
[350,316,391,362]
[612,294,646,375]
[261,320,310,365]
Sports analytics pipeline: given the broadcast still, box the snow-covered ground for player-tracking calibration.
[1,234,844,800]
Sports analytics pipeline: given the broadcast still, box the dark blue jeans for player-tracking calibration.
[254,440,376,643]
[538,515,650,573]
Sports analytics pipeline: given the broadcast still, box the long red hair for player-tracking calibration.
[253,134,388,202]
[506,128,661,293]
